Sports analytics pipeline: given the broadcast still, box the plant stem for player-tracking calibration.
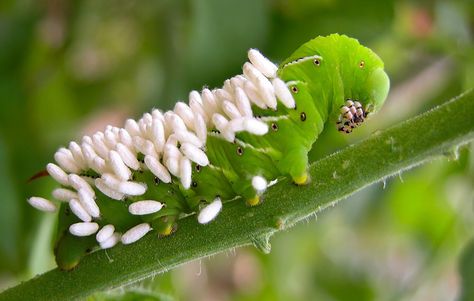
[1,90,473,301]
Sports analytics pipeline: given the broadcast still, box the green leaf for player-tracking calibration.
[0,90,473,301]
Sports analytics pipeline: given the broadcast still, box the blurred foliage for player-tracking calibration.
[459,239,474,301]
[0,0,472,300]
[88,289,175,301]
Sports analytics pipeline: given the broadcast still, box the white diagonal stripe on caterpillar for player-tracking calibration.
[258,115,290,122]
[233,138,271,154]
[281,54,323,69]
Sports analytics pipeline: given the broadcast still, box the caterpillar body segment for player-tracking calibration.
[27,34,390,269]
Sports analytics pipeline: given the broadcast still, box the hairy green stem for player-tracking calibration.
[1,90,473,301]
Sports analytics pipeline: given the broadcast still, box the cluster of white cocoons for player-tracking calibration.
[27,49,295,248]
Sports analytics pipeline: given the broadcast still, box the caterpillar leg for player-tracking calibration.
[293,171,310,186]
[232,175,268,206]
[247,195,261,206]
[55,232,97,270]
[277,147,311,186]
[152,215,178,237]
[248,175,268,206]
[160,224,175,236]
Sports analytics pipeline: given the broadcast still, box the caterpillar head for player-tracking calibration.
[279,34,390,134]
[335,43,390,134]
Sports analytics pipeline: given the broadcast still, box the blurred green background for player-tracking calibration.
[0,0,473,300]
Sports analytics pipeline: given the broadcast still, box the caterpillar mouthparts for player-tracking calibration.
[336,99,369,134]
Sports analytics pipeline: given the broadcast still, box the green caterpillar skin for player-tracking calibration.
[53,34,389,269]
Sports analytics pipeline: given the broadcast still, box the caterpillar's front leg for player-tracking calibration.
[276,146,311,186]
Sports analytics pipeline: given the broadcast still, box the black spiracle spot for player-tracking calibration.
[291,86,299,94]
[195,165,201,172]
[300,112,307,121]
[271,123,278,131]
[154,177,160,185]
[137,153,145,163]
[359,60,365,68]
[237,146,244,156]
[192,181,198,188]
[314,58,321,66]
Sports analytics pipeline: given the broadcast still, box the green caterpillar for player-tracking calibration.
[27,34,390,270]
